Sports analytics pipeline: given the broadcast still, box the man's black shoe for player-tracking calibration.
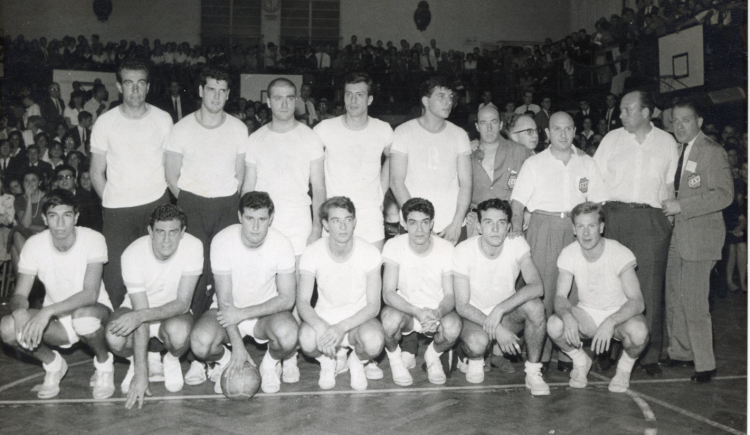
[643,363,663,377]
[541,361,551,374]
[690,370,713,383]
[659,357,694,368]
[557,361,573,372]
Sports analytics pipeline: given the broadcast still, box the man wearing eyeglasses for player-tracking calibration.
[55,165,103,233]
[510,112,607,371]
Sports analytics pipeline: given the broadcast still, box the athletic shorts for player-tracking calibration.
[208,300,269,344]
[579,305,620,328]
[272,207,312,256]
[54,315,80,349]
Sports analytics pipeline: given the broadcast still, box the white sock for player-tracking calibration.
[283,350,298,362]
[565,348,588,365]
[385,346,402,360]
[617,352,637,373]
[216,346,231,367]
[524,361,542,374]
[426,342,443,358]
[164,352,180,363]
[261,351,279,369]
[43,351,62,371]
[93,352,113,370]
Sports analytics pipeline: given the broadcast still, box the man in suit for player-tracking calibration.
[55,164,103,233]
[602,93,622,132]
[661,100,733,383]
[70,111,93,156]
[39,83,66,135]
[162,81,193,123]
[574,99,596,131]
[10,145,53,184]
[534,97,552,145]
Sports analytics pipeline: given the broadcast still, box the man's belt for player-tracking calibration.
[532,210,570,219]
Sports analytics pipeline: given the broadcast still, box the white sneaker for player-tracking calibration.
[524,362,550,396]
[317,356,337,390]
[163,353,184,393]
[569,354,593,389]
[121,357,135,394]
[184,361,207,386]
[364,360,384,380]
[92,353,115,399]
[38,352,68,399]
[424,346,446,385]
[466,359,485,384]
[387,349,414,386]
[282,353,300,383]
[148,352,164,382]
[457,357,469,374]
[402,351,417,370]
[608,368,631,393]
[208,348,231,394]
[260,353,281,394]
[348,353,368,391]
[335,348,349,375]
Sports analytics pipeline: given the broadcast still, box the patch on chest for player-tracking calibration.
[579,177,589,193]
[688,173,701,189]
[507,171,517,189]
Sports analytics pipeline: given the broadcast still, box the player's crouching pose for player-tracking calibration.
[547,202,649,393]
[0,189,114,399]
[105,204,202,409]
[298,197,385,391]
[381,198,461,385]
[190,192,299,395]
[454,199,550,396]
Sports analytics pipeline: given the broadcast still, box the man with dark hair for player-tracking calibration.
[90,58,173,310]
[390,76,472,246]
[39,82,66,134]
[514,90,540,115]
[0,189,114,400]
[453,198,549,395]
[381,197,461,386]
[661,101,733,383]
[547,201,649,393]
[161,81,193,123]
[593,90,679,377]
[295,83,318,126]
[83,84,108,125]
[190,191,299,394]
[574,99,596,132]
[298,196,384,391]
[55,164,102,232]
[535,97,552,144]
[314,72,393,251]
[71,111,93,155]
[602,93,622,133]
[105,203,202,408]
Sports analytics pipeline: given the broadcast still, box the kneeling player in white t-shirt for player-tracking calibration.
[105,204,203,408]
[298,197,385,391]
[0,189,114,400]
[547,202,649,393]
[381,198,461,385]
[454,199,550,396]
[190,192,299,394]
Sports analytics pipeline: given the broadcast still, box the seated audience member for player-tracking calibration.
[9,168,47,269]
[64,91,85,129]
[547,202,649,393]
[0,189,114,399]
[106,204,202,408]
[55,165,102,232]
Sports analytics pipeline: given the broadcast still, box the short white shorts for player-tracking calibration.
[579,305,620,328]
[55,315,80,349]
[271,207,312,256]
[208,301,269,344]
[402,316,424,335]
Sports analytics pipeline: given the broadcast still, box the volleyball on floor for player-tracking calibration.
[221,362,261,400]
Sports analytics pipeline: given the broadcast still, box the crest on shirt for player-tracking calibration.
[507,171,517,189]
[579,177,589,193]
[688,173,701,189]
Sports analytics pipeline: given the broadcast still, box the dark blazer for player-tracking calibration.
[574,110,597,132]
[74,188,103,233]
[601,106,622,132]
[9,159,53,184]
[39,96,66,132]
[69,126,91,155]
[673,132,734,261]
[160,94,195,123]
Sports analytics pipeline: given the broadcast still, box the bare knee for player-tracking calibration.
[356,323,385,358]
[462,330,489,358]
[106,328,128,353]
[523,298,546,326]
[438,313,462,342]
[380,307,405,337]
[546,315,564,339]
[624,319,649,348]
[190,325,216,360]
[162,317,192,350]
[0,315,17,345]
[272,317,299,352]
[298,323,318,355]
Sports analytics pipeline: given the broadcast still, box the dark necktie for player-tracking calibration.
[674,143,687,194]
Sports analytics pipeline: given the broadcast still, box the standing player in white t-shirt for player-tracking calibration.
[0,189,114,400]
[242,78,326,262]
[390,75,472,246]
[547,202,648,393]
[190,192,299,394]
[90,59,172,310]
[313,72,393,251]
[298,197,385,391]
[453,199,550,396]
[381,198,462,386]
[105,204,203,409]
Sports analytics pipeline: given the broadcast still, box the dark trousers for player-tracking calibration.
[604,202,672,365]
[178,190,238,319]
[103,190,170,309]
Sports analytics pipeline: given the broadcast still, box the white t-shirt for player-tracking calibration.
[245,123,324,212]
[166,112,247,198]
[391,119,471,230]
[299,237,382,324]
[382,234,453,310]
[452,236,531,315]
[557,238,636,312]
[83,98,107,125]
[18,227,111,308]
[211,225,296,309]
[90,105,172,208]
[63,106,80,127]
[120,233,203,309]
[314,116,393,211]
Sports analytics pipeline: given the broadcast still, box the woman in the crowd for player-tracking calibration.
[66,150,86,177]
[64,90,85,129]
[9,168,46,271]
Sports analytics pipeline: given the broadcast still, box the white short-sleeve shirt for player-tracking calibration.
[391,119,471,231]
[510,147,608,212]
[299,237,382,324]
[120,233,203,309]
[314,116,393,211]
[557,238,636,312]
[18,228,111,308]
[165,112,247,198]
[211,225,296,309]
[382,234,453,310]
[452,236,530,315]
[90,105,172,208]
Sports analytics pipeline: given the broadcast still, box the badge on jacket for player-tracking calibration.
[688,173,701,188]
[507,171,517,189]
[579,177,589,193]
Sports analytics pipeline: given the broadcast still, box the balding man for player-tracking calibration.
[593,90,679,377]
[510,111,607,371]
[40,83,65,134]
[468,106,532,237]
